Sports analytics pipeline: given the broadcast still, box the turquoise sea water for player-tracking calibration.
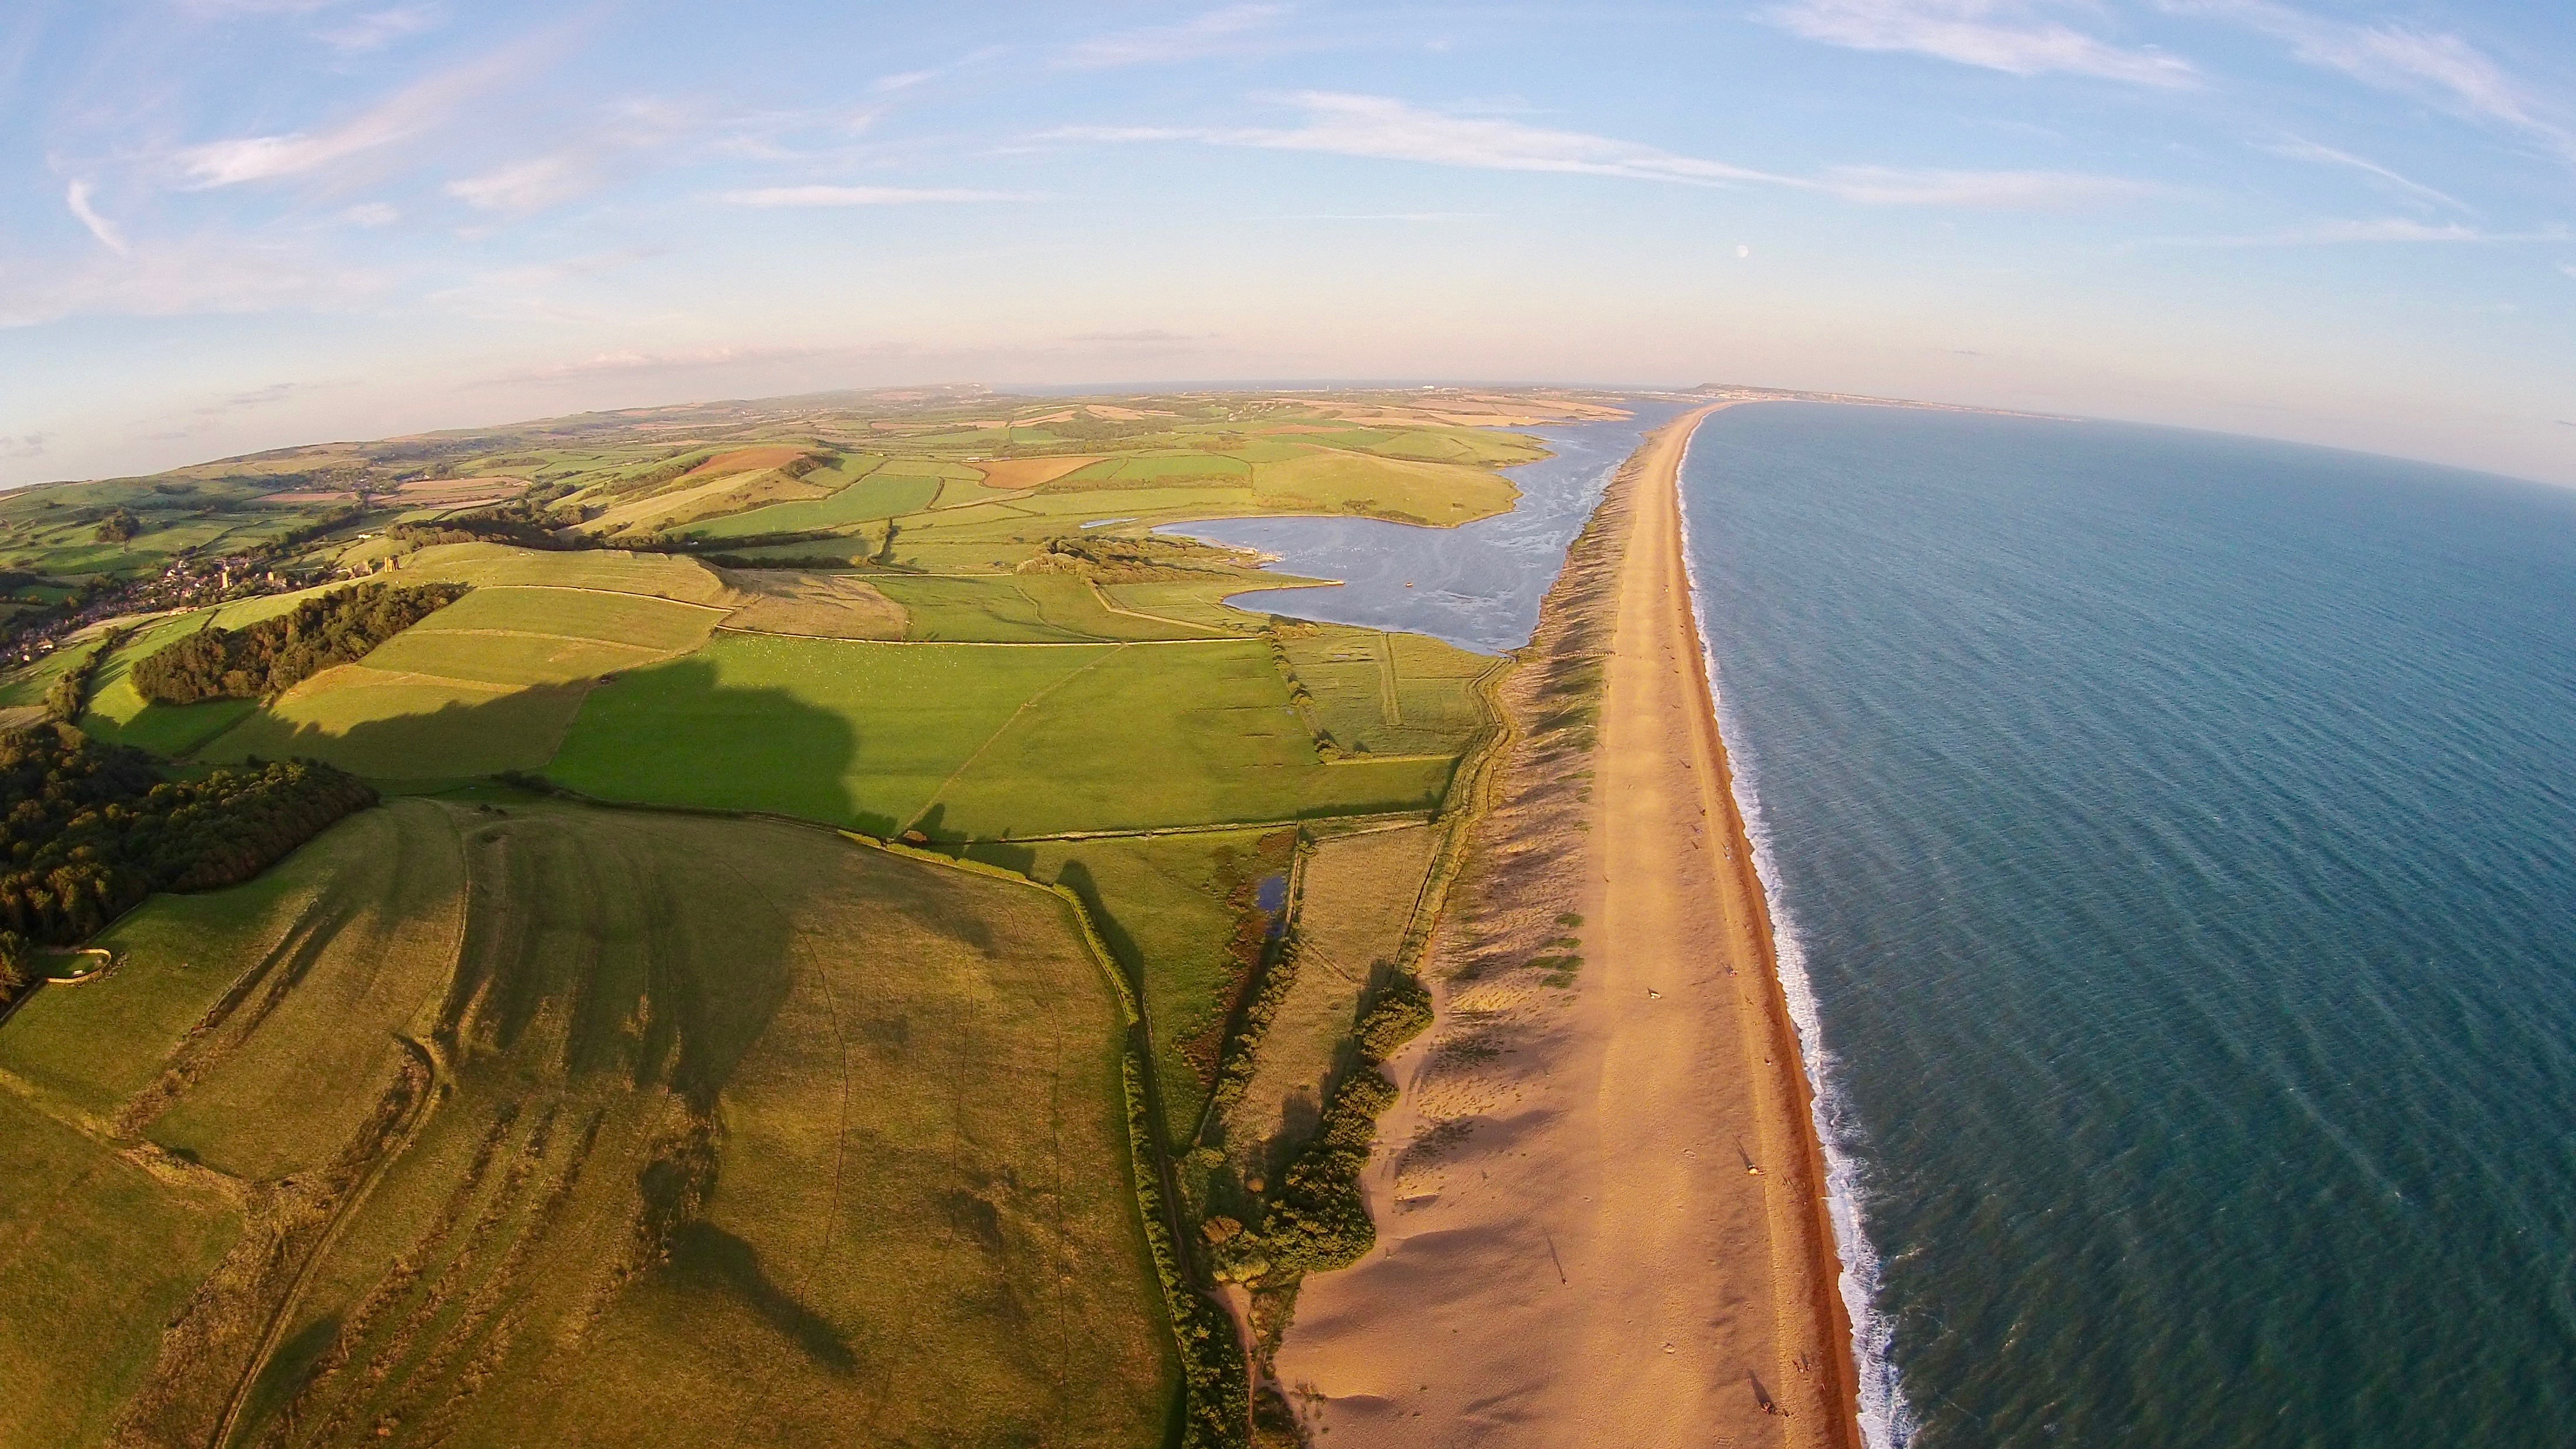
[1679,404,2576,1448]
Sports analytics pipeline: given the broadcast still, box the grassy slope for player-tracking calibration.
[0,1094,242,1449]
[0,799,1169,1448]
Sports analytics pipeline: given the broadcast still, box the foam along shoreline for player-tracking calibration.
[1676,429,1904,1449]
[1273,405,1862,1447]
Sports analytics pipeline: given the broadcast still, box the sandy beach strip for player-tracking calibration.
[1273,405,1860,1447]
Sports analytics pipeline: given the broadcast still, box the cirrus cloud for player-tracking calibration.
[1768,0,2198,87]
[718,185,1036,206]
[1051,92,2158,209]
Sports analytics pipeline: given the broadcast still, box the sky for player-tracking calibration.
[2,0,2572,487]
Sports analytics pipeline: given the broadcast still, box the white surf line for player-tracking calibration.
[1672,420,1912,1449]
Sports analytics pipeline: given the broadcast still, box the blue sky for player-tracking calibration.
[3,1,2572,486]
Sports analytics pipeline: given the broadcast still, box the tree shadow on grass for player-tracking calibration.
[662,1222,857,1374]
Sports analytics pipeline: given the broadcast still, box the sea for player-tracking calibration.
[1681,402,2576,1448]
[1211,398,2576,1448]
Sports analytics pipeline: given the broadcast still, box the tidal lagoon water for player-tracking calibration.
[1160,400,1689,652]
[1681,404,2576,1448]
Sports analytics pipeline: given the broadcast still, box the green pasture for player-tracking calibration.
[685,465,939,539]
[199,676,589,779]
[1279,623,1498,758]
[0,1094,241,1449]
[1247,449,1517,522]
[548,633,1103,832]
[551,633,1455,839]
[870,573,1223,643]
[1058,451,1253,486]
[925,639,1453,836]
[395,542,728,603]
[987,829,1296,1139]
[0,799,1170,1448]
[1217,824,1438,1190]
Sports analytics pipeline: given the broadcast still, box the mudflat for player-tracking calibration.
[1274,405,1859,1447]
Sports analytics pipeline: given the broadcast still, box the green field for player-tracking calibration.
[549,633,1454,838]
[870,573,1233,643]
[685,469,936,539]
[145,576,728,777]
[1215,824,1439,1189]
[0,385,1604,1445]
[0,799,1170,1448]
[986,830,1296,1141]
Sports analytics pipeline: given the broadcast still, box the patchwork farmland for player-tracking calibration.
[0,385,1626,1447]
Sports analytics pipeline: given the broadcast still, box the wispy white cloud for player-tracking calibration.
[442,98,702,216]
[2138,217,2571,248]
[1274,211,1495,221]
[718,185,1034,206]
[342,201,400,226]
[425,249,659,321]
[2560,261,2576,281]
[0,237,385,328]
[1054,93,2156,209]
[65,181,128,253]
[171,26,560,186]
[874,69,938,92]
[1052,94,1795,185]
[1769,0,2197,86]
[2171,1,2576,164]
[316,5,442,53]
[0,434,47,461]
[173,0,338,15]
[447,155,588,212]
[2255,137,2468,213]
[1061,4,1289,69]
[194,381,324,417]
[1819,165,2158,206]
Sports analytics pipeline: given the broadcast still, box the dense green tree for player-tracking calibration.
[0,726,374,1007]
[133,581,467,704]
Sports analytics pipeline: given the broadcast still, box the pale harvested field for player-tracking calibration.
[715,569,908,639]
[977,455,1104,489]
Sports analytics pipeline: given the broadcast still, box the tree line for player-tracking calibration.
[0,725,375,1008]
[132,581,468,704]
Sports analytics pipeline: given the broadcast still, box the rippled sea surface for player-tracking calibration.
[1680,404,2576,1448]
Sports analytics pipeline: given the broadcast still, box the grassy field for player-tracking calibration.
[0,387,1596,1446]
[394,542,729,603]
[0,1093,243,1449]
[163,577,724,778]
[1276,621,1500,759]
[549,633,1457,838]
[0,798,1171,1448]
[685,468,935,539]
[870,573,1229,643]
[1215,824,1440,1191]
[968,830,1292,1141]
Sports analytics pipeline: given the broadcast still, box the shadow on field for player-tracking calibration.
[663,1222,858,1374]
[205,660,885,833]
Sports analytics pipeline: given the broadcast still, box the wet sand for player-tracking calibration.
[1273,405,1859,1447]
